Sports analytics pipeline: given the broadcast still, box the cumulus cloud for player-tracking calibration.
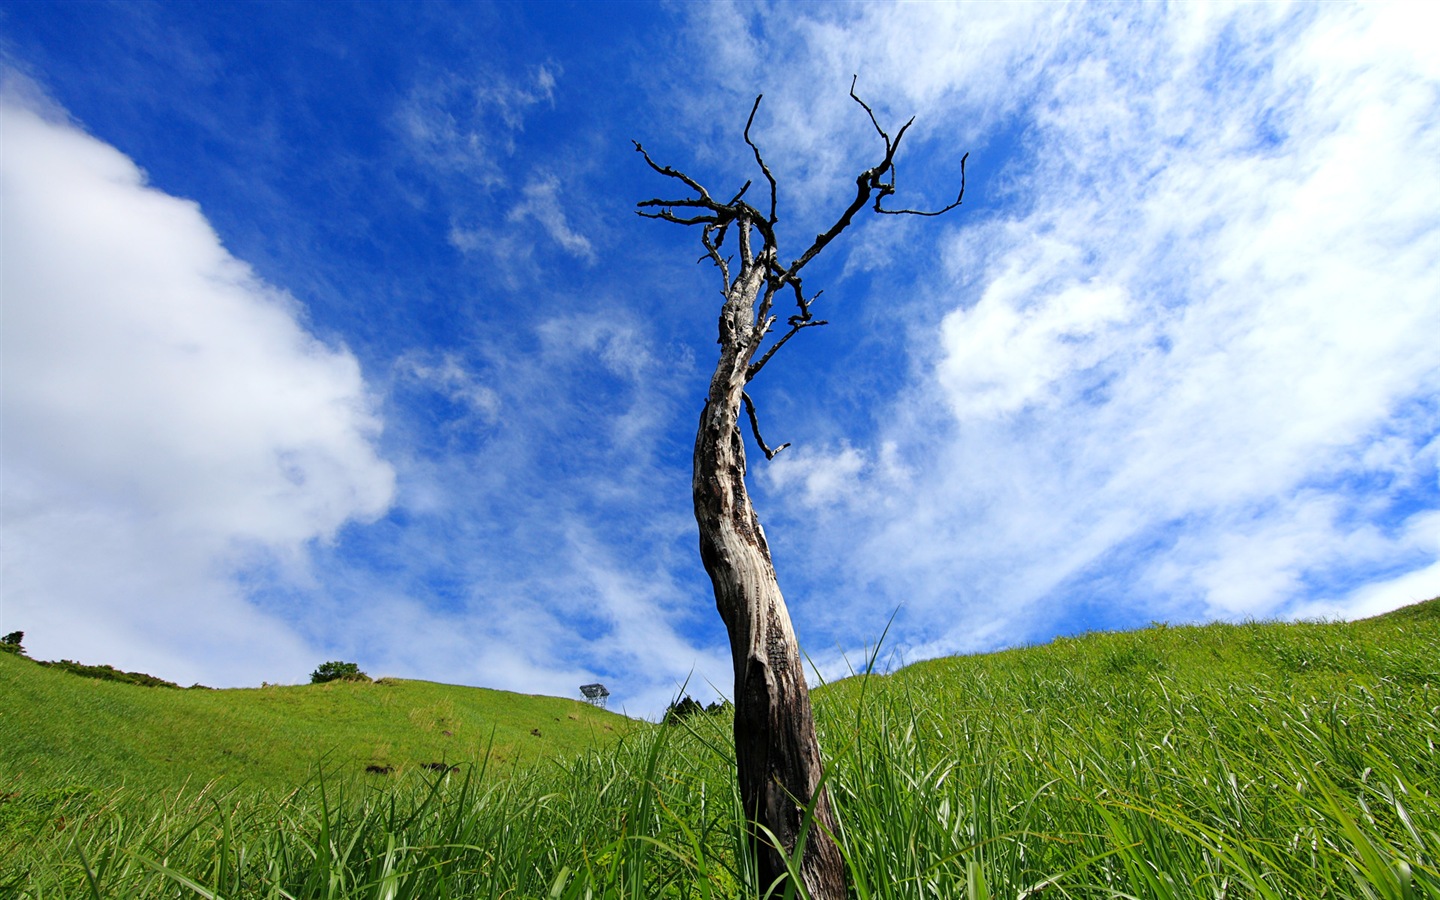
[0,83,396,684]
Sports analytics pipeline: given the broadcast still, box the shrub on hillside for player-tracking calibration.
[38,659,181,688]
[1,631,24,655]
[310,660,371,684]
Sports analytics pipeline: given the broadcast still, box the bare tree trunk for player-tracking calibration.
[692,269,846,898]
[636,78,966,898]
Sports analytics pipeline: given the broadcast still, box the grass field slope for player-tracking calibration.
[0,653,631,794]
[2,598,1437,898]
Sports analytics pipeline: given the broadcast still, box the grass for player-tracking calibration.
[0,652,632,795]
[1,598,1437,898]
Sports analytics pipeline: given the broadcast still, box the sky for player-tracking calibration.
[2,1,1437,718]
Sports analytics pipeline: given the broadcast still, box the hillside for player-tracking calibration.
[2,599,1436,898]
[0,652,632,795]
[850,593,1439,699]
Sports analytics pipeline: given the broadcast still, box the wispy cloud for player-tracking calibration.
[396,350,501,423]
[4,3,1434,718]
[739,2,1439,665]
[399,64,597,276]
[395,64,557,185]
[277,298,717,714]
[661,3,1066,231]
[508,174,596,262]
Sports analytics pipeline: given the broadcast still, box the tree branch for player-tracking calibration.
[635,196,719,211]
[874,152,968,216]
[635,78,969,448]
[771,79,903,285]
[744,95,779,226]
[636,208,722,226]
[849,74,895,153]
[634,141,712,202]
[747,317,828,383]
[701,224,731,291]
[742,391,790,460]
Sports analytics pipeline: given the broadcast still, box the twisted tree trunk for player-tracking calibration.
[635,78,966,898]
[692,267,845,897]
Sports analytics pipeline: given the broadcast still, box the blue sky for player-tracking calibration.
[3,2,1437,717]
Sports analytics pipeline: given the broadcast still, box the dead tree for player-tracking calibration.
[635,79,965,897]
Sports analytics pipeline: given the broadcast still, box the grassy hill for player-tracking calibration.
[2,598,1437,898]
[0,652,631,795]
[837,592,1438,705]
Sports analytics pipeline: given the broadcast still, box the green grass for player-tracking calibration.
[2,599,1437,898]
[0,652,631,795]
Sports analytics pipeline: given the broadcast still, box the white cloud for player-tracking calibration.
[396,65,557,184]
[937,256,1134,418]
[508,174,596,262]
[1288,510,1440,621]
[952,2,1438,620]
[767,444,867,508]
[448,172,595,277]
[397,350,500,421]
[0,84,396,684]
[401,66,594,277]
[717,2,1440,660]
[667,2,1067,228]
[304,297,714,714]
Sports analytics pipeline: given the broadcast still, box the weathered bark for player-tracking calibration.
[693,264,845,897]
[636,79,966,898]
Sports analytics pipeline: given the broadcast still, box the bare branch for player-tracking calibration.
[636,208,722,226]
[849,74,892,152]
[635,77,968,404]
[633,141,712,201]
[743,95,779,225]
[742,391,790,460]
[875,151,968,216]
[762,82,903,282]
[701,224,731,290]
[791,283,822,320]
[773,79,963,287]
[635,196,719,210]
[747,317,827,382]
[778,169,876,282]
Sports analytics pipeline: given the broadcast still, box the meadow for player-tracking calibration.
[2,599,1436,899]
[0,658,628,796]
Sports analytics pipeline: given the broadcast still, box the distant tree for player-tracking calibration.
[663,694,707,725]
[0,631,24,655]
[635,79,966,896]
[310,660,370,684]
